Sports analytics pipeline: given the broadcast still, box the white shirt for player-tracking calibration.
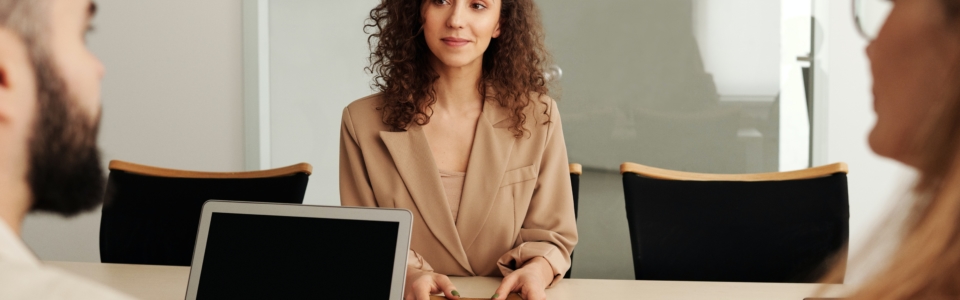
[0,221,136,300]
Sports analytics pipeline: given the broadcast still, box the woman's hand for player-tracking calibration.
[405,267,460,300]
[492,257,555,300]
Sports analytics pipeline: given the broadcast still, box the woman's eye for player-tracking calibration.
[434,0,450,5]
[471,3,487,10]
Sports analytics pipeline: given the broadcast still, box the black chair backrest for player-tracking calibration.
[564,163,582,279]
[99,160,312,266]
[621,163,849,283]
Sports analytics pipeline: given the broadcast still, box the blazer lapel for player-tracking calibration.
[457,100,516,252]
[380,126,474,274]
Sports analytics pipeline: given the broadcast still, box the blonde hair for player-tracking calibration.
[818,2,960,295]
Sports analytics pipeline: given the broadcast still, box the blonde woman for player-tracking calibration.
[823,0,960,298]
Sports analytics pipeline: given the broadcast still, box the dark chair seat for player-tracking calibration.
[620,162,849,283]
[99,160,312,266]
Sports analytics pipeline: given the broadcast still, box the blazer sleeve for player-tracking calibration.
[341,107,437,273]
[497,100,578,287]
[339,107,377,208]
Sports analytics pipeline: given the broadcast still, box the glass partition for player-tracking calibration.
[539,0,814,278]
[544,0,813,174]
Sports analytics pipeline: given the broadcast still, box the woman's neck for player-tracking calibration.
[429,55,484,113]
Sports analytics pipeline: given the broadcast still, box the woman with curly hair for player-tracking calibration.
[339,0,576,299]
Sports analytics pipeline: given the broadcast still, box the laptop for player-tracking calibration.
[184,200,413,300]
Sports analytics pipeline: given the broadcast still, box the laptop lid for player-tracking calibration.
[184,200,412,300]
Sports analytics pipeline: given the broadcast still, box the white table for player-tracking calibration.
[46,261,848,300]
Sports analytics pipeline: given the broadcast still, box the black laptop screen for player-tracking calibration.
[196,212,400,299]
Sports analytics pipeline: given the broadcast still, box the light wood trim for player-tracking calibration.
[108,160,312,179]
[620,162,848,181]
[569,163,583,175]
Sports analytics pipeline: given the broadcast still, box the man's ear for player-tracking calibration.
[0,27,36,124]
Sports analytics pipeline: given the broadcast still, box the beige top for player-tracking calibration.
[439,169,467,222]
[0,221,135,300]
[340,93,577,286]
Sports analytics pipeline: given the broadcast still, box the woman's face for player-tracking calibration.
[421,0,501,69]
[867,0,960,165]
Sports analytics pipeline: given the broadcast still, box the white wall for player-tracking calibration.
[267,0,380,206]
[693,0,781,96]
[21,0,245,262]
[815,0,914,283]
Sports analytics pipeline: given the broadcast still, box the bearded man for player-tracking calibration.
[0,0,133,298]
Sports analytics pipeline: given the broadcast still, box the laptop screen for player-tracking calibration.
[196,212,400,299]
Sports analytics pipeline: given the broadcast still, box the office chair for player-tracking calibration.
[564,163,581,279]
[99,160,312,266]
[620,162,849,283]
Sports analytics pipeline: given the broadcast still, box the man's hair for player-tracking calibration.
[0,0,49,62]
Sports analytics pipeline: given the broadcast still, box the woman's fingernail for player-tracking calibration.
[452,290,460,297]
[491,293,499,299]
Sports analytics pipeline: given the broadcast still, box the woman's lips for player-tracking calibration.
[442,37,470,47]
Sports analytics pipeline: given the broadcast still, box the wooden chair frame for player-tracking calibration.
[108,160,313,179]
[620,162,848,181]
[569,163,582,176]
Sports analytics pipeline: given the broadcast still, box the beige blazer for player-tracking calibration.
[339,93,577,284]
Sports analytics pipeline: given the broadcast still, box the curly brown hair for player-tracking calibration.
[364,0,551,137]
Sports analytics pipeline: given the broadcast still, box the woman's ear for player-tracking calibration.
[493,22,501,38]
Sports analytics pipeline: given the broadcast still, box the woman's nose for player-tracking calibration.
[446,5,464,29]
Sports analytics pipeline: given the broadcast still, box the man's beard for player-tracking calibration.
[26,54,106,216]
